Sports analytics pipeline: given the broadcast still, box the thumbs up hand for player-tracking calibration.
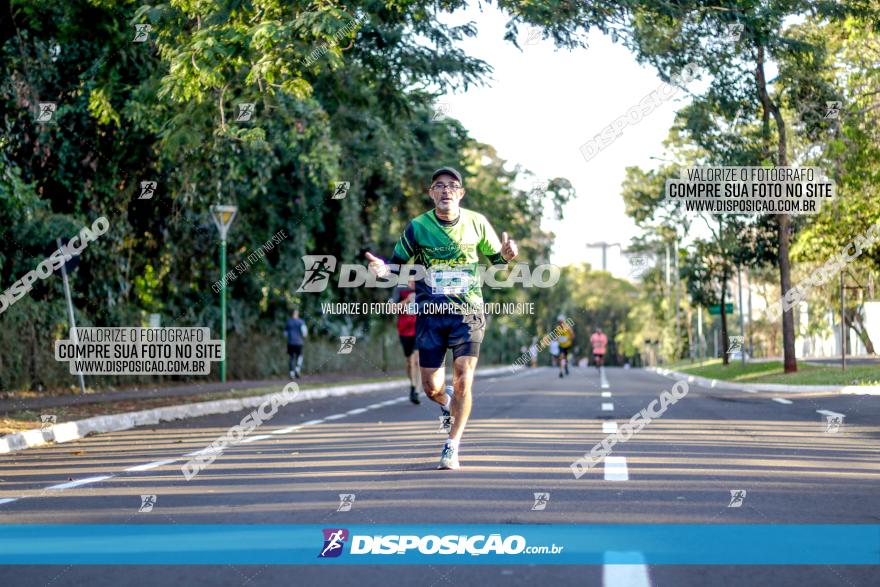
[500,231,518,262]
[365,251,389,277]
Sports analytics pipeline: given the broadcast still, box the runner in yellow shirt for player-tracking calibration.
[556,315,575,378]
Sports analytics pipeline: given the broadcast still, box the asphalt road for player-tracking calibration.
[1,366,878,586]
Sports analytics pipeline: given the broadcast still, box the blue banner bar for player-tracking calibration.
[0,525,877,565]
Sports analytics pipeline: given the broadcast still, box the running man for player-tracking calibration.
[395,279,421,404]
[556,315,575,378]
[365,166,518,470]
[284,309,308,378]
[590,327,608,369]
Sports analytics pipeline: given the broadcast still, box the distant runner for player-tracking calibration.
[365,166,518,470]
[395,279,421,404]
[549,338,560,367]
[556,315,575,378]
[284,309,308,378]
[590,327,608,369]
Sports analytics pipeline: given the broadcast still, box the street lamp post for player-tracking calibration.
[211,205,238,382]
[586,242,621,272]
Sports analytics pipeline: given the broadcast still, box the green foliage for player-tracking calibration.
[1,0,581,390]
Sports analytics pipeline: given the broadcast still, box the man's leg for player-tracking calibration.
[448,355,477,441]
[404,349,414,384]
[422,364,446,405]
[411,351,421,389]
[404,342,421,404]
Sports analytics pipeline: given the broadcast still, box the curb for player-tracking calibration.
[0,367,512,454]
[646,366,880,395]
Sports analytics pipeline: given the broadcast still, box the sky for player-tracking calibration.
[435,3,698,279]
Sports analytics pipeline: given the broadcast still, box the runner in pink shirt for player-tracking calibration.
[590,328,608,369]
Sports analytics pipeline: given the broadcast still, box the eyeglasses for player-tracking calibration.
[432,183,462,191]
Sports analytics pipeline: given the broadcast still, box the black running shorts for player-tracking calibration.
[416,312,485,369]
[399,335,417,358]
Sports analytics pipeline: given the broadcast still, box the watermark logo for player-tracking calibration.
[139,181,157,200]
[337,494,355,512]
[332,182,350,200]
[824,415,843,433]
[531,492,550,511]
[722,23,744,42]
[438,414,454,433]
[531,180,548,197]
[213,229,288,293]
[432,103,451,122]
[727,335,744,355]
[348,533,541,556]
[728,490,746,508]
[298,255,560,293]
[525,27,541,45]
[580,63,701,162]
[40,414,57,430]
[338,336,356,354]
[296,255,338,292]
[181,383,298,480]
[319,528,349,558]
[236,103,255,122]
[133,24,152,43]
[300,14,366,67]
[0,217,110,316]
[764,220,879,322]
[37,102,57,122]
[139,494,157,512]
[628,255,651,278]
[571,380,689,478]
[511,318,575,374]
[825,101,841,119]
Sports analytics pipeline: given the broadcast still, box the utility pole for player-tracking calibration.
[57,237,86,396]
[697,304,704,363]
[736,263,746,365]
[586,242,621,271]
[210,205,238,382]
[674,237,680,343]
[746,268,754,357]
[841,272,846,371]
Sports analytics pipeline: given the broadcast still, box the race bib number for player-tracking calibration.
[430,269,469,294]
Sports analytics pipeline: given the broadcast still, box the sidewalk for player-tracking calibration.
[0,371,397,413]
[648,366,880,395]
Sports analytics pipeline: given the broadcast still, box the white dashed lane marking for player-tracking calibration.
[772,398,793,405]
[602,422,619,433]
[239,434,272,444]
[604,457,629,481]
[46,475,114,491]
[124,459,177,472]
[601,391,612,398]
[601,403,614,411]
[603,551,650,586]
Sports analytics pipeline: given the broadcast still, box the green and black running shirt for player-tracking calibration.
[389,208,507,312]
